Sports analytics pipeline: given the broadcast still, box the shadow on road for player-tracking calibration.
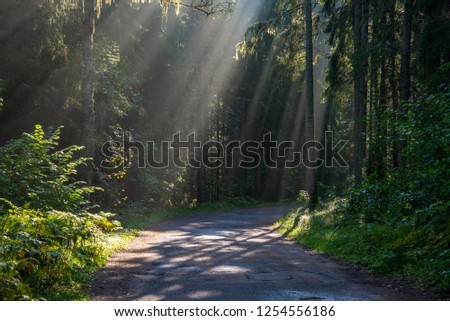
[90,206,420,301]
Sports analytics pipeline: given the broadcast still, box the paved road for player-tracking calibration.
[91,206,424,301]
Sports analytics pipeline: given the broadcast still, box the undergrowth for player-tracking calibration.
[0,125,127,300]
[277,201,450,291]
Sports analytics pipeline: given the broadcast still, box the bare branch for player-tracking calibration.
[162,0,235,16]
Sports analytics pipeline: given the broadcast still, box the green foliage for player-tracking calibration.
[0,125,122,300]
[347,87,450,232]
[296,190,310,206]
[340,86,450,288]
[94,38,143,120]
[0,125,100,213]
[236,0,309,78]
[0,200,120,300]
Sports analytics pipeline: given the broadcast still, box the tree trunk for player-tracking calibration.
[352,0,369,184]
[319,93,333,187]
[304,0,318,207]
[377,51,388,180]
[388,6,400,169]
[366,60,378,178]
[398,0,413,168]
[400,0,413,100]
[81,0,96,186]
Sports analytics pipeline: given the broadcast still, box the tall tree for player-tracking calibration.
[352,0,369,183]
[80,0,97,185]
[400,0,413,104]
[397,0,414,168]
[304,0,318,206]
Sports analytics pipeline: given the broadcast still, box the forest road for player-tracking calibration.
[90,206,427,301]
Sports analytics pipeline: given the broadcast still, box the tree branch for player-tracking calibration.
[163,0,235,16]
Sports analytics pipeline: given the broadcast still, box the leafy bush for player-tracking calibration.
[0,125,121,300]
[0,200,119,300]
[342,86,450,288]
[346,86,450,230]
[296,190,310,206]
[0,125,99,213]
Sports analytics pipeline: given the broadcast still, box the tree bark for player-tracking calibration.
[388,5,400,169]
[304,0,318,207]
[398,0,413,168]
[352,0,369,184]
[81,0,96,185]
[400,0,413,103]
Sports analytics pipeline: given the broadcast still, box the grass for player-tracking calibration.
[276,201,450,292]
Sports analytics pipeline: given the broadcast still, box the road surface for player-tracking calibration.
[91,206,429,300]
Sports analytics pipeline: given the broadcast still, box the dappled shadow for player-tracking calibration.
[90,206,401,301]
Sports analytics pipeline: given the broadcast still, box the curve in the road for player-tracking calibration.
[91,206,422,301]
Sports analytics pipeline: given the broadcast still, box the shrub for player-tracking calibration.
[342,86,450,288]
[0,199,120,300]
[0,125,99,213]
[0,125,121,300]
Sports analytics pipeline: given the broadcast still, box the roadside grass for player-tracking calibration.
[276,201,450,292]
[42,224,135,301]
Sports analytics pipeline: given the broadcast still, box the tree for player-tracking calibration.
[352,0,369,184]
[304,0,318,207]
[80,0,97,186]
[400,0,413,104]
[397,0,414,168]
